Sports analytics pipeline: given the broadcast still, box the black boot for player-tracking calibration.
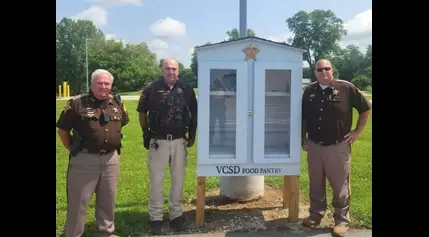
[169,215,186,232]
[150,220,162,235]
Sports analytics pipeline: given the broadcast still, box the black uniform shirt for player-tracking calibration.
[137,79,198,138]
[302,79,371,145]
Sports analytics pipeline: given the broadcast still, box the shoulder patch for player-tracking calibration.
[71,93,89,100]
[114,94,122,104]
[303,81,317,91]
[356,87,364,95]
[63,99,73,113]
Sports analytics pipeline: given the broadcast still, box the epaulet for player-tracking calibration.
[70,93,89,101]
[146,81,154,87]
[335,79,351,85]
[334,79,354,88]
[113,94,122,104]
[304,81,317,91]
[308,81,318,86]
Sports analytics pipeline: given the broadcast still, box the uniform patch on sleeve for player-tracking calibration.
[123,102,127,112]
[356,87,364,95]
[63,100,72,113]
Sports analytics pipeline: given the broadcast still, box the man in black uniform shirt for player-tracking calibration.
[56,69,129,237]
[301,59,371,237]
[137,58,197,234]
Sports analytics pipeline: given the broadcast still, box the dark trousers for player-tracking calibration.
[64,150,120,237]
[306,139,351,225]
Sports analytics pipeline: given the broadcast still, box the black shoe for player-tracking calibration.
[169,215,186,232]
[150,220,162,235]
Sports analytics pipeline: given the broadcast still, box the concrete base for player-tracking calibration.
[220,176,264,202]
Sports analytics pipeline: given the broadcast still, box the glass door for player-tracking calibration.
[252,62,302,164]
[197,61,249,165]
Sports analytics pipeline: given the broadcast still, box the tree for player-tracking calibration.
[331,45,365,81]
[56,18,104,93]
[179,68,197,88]
[56,17,160,94]
[189,41,212,85]
[351,75,371,90]
[286,10,347,81]
[225,28,256,41]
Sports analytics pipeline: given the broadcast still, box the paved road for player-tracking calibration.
[153,229,372,237]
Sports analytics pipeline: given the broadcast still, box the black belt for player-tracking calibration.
[82,148,113,155]
[154,134,183,140]
[310,138,344,146]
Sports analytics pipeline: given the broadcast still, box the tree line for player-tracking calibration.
[56,9,371,95]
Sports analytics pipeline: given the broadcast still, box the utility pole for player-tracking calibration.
[85,38,89,92]
[219,0,265,202]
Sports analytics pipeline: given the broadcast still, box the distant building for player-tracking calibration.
[302,78,311,88]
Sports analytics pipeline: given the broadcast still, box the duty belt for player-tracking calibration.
[310,138,344,146]
[155,134,183,140]
[82,148,113,155]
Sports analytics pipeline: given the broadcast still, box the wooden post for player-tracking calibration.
[283,176,300,222]
[195,176,206,227]
[283,176,290,208]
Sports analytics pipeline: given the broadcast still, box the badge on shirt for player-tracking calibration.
[333,89,339,95]
[113,108,118,113]
[177,88,183,94]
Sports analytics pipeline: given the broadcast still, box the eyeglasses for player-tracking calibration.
[316,67,331,72]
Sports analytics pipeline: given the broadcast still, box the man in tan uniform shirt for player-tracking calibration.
[301,59,371,237]
[56,69,129,237]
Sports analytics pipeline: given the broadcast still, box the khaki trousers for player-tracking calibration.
[307,139,351,225]
[147,138,188,221]
[64,150,120,237]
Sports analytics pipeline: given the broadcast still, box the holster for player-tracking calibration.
[143,129,152,150]
[70,130,83,157]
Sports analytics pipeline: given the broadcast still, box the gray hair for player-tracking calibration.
[91,69,114,84]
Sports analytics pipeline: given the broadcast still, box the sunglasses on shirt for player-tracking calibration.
[316,67,331,72]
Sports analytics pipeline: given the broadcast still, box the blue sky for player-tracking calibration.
[56,0,372,68]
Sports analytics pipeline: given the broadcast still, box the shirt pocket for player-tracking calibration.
[80,113,101,132]
[109,111,123,131]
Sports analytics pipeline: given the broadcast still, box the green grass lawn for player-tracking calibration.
[56,100,372,236]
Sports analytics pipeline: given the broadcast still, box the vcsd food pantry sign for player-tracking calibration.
[215,165,283,175]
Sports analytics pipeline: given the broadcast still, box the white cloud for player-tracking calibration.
[105,33,116,40]
[148,38,169,50]
[189,47,195,56]
[265,32,292,43]
[341,9,372,51]
[104,34,128,47]
[72,6,108,27]
[88,0,142,8]
[149,17,186,38]
[266,8,372,65]
[344,9,372,40]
